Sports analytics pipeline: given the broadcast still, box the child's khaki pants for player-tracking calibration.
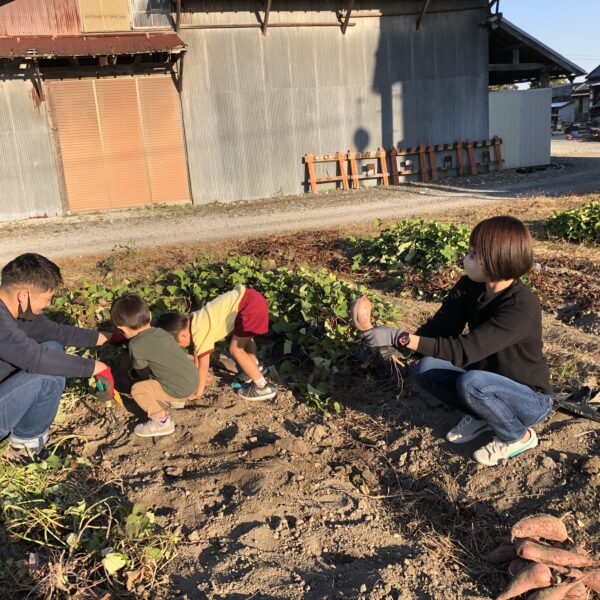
[131,380,182,419]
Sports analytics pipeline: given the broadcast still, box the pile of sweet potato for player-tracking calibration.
[486,514,599,599]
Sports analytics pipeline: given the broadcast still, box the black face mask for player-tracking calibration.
[17,294,39,322]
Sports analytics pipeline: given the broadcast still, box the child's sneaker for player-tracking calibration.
[134,417,175,437]
[237,364,268,384]
[472,428,538,466]
[237,383,277,401]
[446,416,493,444]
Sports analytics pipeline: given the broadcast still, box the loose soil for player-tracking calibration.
[40,191,600,600]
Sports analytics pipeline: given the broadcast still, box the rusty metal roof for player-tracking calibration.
[0,0,82,37]
[0,32,186,58]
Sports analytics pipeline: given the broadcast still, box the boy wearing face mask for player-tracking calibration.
[360,216,552,466]
[0,253,122,463]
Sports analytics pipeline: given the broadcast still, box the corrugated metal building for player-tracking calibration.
[0,77,63,220]
[0,0,188,220]
[0,0,585,221]
[178,0,490,202]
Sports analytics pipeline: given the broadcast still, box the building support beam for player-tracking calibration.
[175,0,181,33]
[416,0,431,30]
[262,0,272,36]
[341,0,354,35]
[33,58,44,102]
[177,54,185,93]
[489,0,500,14]
[489,62,547,72]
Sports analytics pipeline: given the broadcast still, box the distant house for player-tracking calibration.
[588,64,600,120]
[551,84,575,128]
[572,83,591,122]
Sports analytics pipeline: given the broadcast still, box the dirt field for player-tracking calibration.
[40,190,600,600]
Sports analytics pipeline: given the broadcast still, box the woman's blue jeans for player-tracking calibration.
[0,341,66,449]
[412,357,553,443]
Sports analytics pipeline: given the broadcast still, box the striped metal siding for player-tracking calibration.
[178,0,338,26]
[129,0,173,28]
[0,78,63,221]
[79,0,131,32]
[181,7,488,203]
[489,89,551,169]
[137,78,190,203]
[48,77,189,213]
[0,0,82,36]
[48,79,112,212]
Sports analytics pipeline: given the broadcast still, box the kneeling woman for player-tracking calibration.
[364,215,553,466]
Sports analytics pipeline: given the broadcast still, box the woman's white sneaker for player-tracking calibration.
[472,428,538,466]
[446,416,493,444]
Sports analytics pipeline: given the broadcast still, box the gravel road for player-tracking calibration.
[1,140,598,265]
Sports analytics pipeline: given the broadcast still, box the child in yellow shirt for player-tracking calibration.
[156,285,276,401]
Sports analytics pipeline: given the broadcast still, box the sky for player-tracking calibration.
[499,0,599,81]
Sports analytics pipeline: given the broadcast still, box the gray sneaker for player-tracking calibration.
[237,383,277,401]
[473,428,539,466]
[134,417,175,438]
[237,364,268,384]
[446,416,493,444]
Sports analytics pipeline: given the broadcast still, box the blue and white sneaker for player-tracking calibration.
[236,364,268,385]
[446,416,493,444]
[473,428,538,466]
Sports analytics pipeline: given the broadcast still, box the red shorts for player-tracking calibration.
[233,289,269,338]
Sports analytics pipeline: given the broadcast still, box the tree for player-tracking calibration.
[529,77,569,89]
[489,84,518,91]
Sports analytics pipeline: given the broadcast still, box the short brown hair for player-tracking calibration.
[110,293,151,329]
[470,216,533,281]
[156,311,189,339]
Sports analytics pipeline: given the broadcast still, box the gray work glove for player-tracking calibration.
[359,326,412,361]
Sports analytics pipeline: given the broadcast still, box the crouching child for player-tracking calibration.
[110,293,199,438]
[156,284,276,401]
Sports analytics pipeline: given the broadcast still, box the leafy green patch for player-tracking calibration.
[347,219,469,299]
[51,256,400,412]
[544,202,600,244]
[0,438,177,597]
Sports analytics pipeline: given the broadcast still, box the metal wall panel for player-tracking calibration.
[80,0,131,32]
[0,0,82,36]
[48,77,189,213]
[0,78,63,221]
[137,77,190,203]
[181,6,489,203]
[129,0,173,28]
[48,79,112,212]
[176,0,484,26]
[489,89,551,170]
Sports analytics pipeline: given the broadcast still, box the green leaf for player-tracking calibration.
[102,552,128,575]
[143,546,162,560]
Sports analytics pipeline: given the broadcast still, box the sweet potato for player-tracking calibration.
[528,582,583,600]
[485,543,517,563]
[507,558,531,577]
[515,540,600,568]
[511,515,569,543]
[580,570,600,592]
[496,562,553,600]
[565,583,589,599]
[351,296,372,332]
